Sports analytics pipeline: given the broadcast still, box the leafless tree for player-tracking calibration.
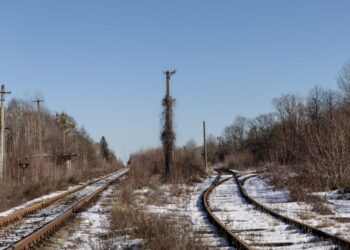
[1,97,123,204]
[273,94,304,163]
[338,59,350,102]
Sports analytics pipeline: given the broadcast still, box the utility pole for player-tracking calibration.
[0,85,11,181]
[217,136,222,162]
[203,121,208,172]
[166,70,176,97]
[162,70,176,183]
[74,132,78,154]
[33,99,44,155]
[18,163,30,185]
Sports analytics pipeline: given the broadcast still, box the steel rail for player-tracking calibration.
[0,171,120,227]
[7,169,128,250]
[232,170,350,249]
[202,169,251,250]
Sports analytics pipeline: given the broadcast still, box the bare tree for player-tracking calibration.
[273,94,304,163]
[223,116,248,151]
[306,86,323,135]
[2,97,123,196]
[321,89,340,134]
[338,59,350,101]
[55,112,76,153]
[246,113,276,162]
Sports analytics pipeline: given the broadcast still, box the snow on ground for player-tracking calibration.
[317,190,350,220]
[0,189,66,217]
[143,175,234,249]
[0,173,113,218]
[243,175,350,240]
[209,174,336,250]
[42,185,120,250]
[0,173,126,250]
[40,173,232,249]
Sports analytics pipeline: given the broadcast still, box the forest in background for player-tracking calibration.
[124,60,350,194]
[0,97,123,210]
[204,60,350,193]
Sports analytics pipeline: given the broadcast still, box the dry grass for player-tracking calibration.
[265,164,336,221]
[311,202,334,216]
[111,177,206,250]
[267,164,333,203]
[331,217,350,223]
[108,147,211,249]
[298,211,315,221]
[225,150,254,170]
[128,147,206,187]
[318,220,336,228]
[112,211,204,250]
[0,165,122,212]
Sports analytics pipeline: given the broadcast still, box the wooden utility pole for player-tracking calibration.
[0,85,11,181]
[203,121,208,172]
[74,131,78,154]
[162,70,176,183]
[18,163,30,185]
[33,99,44,155]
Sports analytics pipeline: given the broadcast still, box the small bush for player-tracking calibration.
[225,150,254,170]
[128,147,206,187]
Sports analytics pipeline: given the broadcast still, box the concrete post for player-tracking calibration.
[33,100,44,155]
[203,121,208,172]
[0,85,11,181]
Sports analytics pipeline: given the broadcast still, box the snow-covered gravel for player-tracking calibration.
[144,175,234,249]
[0,189,71,218]
[0,171,126,250]
[42,185,122,250]
[243,174,350,241]
[0,171,121,218]
[209,174,337,249]
[38,173,232,249]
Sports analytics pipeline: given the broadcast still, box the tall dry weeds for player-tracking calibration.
[111,177,206,250]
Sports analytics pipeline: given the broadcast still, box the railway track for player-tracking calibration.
[0,169,128,250]
[0,171,119,227]
[203,169,349,249]
[240,173,350,246]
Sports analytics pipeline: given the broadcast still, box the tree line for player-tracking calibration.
[0,96,123,209]
[207,61,350,191]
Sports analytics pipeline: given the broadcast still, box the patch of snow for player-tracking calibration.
[243,175,350,241]
[0,171,125,218]
[139,175,234,249]
[209,175,336,249]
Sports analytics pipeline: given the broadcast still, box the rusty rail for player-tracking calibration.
[8,169,128,250]
[232,170,350,249]
[202,169,251,250]
[0,171,120,227]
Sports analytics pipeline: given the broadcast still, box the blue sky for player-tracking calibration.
[1,1,350,161]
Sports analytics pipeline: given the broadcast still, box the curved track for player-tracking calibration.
[0,169,127,250]
[239,173,350,246]
[203,169,349,249]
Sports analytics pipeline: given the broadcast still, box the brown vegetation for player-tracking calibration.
[128,146,206,187]
[0,97,123,211]
[161,70,176,183]
[207,60,350,194]
[109,145,208,249]
[111,179,204,250]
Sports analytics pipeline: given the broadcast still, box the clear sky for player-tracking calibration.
[1,1,350,161]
